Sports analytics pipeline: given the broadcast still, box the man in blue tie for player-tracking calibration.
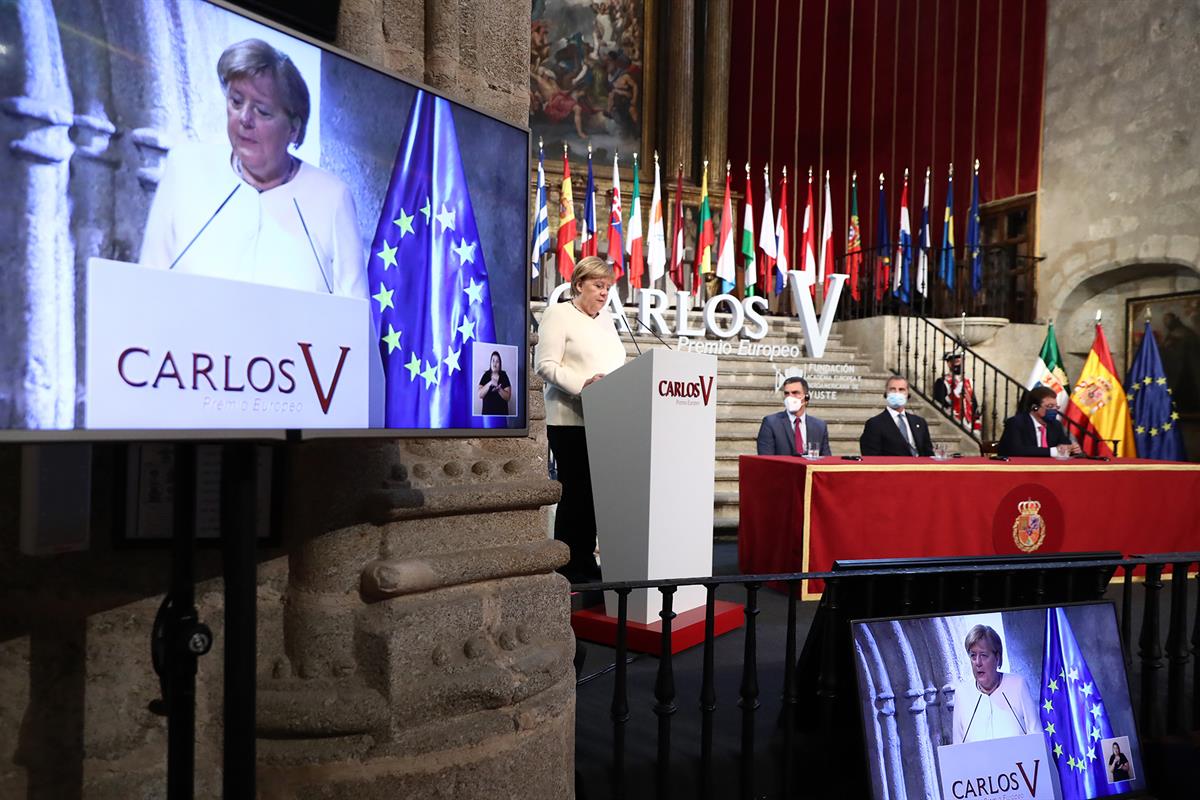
[860,376,935,456]
[756,377,832,456]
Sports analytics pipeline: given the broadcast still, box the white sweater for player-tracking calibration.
[140,142,367,299]
[535,300,627,426]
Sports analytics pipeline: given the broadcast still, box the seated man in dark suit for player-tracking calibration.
[997,385,1082,457]
[756,376,832,456]
[860,376,934,456]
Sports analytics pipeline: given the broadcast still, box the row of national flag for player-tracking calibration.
[1026,318,1185,460]
[531,145,987,300]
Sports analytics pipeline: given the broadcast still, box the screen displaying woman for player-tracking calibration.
[951,624,1040,743]
[478,351,513,416]
[1107,741,1131,782]
[140,39,367,299]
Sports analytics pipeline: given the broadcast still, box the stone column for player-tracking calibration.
[0,0,75,427]
[422,0,457,91]
[253,2,575,797]
[337,0,424,82]
[663,0,695,178]
[422,0,529,126]
[699,0,732,172]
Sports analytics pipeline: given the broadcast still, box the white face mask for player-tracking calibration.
[784,396,805,414]
[885,392,907,410]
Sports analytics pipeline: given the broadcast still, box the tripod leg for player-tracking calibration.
[167,443,198,800]
[221,443,258,797]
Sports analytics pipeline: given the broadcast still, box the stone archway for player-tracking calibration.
[1049,259,1200,373]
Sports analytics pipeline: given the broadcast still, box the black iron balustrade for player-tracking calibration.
[831,244,1042,324]
[894,313,1028,447]
[572,553,1200,800]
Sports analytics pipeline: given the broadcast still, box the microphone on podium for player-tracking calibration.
[293,199,334,294]
[168,184,241,271]
[629,313,673,350]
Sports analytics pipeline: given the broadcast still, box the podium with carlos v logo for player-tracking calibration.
[572,348,744,654]
[937,733,1059,800]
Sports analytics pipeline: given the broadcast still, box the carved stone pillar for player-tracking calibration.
[1,0,75,427]
[422,0,529,126]
[700,0,732,172]
[663,0,695,178]
[253,6,572,794]
[422,0,457,91]
[337,0,425,82]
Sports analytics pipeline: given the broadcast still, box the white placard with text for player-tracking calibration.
[86,258,375,430]
[937,733,1058,800]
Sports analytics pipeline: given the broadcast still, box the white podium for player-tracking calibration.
[937,733,1058,800]
[581,347,718,624]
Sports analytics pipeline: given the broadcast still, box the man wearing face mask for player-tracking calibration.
[933,351,981,432]
[996,386,1082,457]
[859,376,935,456]
[756,376,832,456]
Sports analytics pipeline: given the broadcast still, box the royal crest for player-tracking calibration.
[1012,499,1046,553]
[1071,376,1113,415]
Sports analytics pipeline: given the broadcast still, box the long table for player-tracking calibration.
[737,456,1200,599]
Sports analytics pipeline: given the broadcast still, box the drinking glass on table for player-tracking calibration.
[806,444,821,459]
[932,442,949,460]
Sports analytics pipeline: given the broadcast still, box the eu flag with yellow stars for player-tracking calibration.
[1125,320,1185,460]
[1040,607,1118,799]
[368,90,500,428]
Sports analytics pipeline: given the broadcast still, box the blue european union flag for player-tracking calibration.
[367,90,500,429]
[967,168,983,294]
[1126,320,1186,460]
[1040,607,1118,799]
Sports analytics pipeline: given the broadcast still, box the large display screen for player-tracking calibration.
[0,0,529,439]
[852,603,1146,800]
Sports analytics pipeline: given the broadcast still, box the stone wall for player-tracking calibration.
[1039,0,1200,376]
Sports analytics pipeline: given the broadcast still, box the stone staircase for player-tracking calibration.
[530,302,980,534]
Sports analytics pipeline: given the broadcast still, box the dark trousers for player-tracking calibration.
[547,424,602,584]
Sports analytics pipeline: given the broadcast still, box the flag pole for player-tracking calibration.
[632,151,638,304]
[851,170,858,310]
[745,161,751,298]
[922,165,931,319]
[561,143,569,291]
[700,158,709,303]
[878,172,885,319]
[536,137,544,288]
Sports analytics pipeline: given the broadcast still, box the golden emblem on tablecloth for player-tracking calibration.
[1012,499,1046,553]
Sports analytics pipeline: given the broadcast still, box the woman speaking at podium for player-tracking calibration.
[952,625,1039,743]
[535,257,625,584]
[140,39,366,299]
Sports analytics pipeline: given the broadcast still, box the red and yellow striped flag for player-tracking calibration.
[557,149,576,280]
[1065,322,1136,457]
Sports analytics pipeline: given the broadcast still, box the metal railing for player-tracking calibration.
[571,553,1200,800]
[831,244,1041,324]
[896,314,1028,446]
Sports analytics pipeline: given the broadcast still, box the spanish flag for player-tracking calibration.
[557,149,576,280]
[1065,322,1136,457]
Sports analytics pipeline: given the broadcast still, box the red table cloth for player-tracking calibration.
[737,456,1200,599]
